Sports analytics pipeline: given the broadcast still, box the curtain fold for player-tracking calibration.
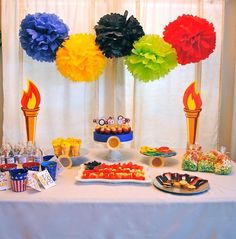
[1,0,226,152]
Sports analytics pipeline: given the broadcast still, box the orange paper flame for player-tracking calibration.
[21,80,41,109]
[183,81,202,110]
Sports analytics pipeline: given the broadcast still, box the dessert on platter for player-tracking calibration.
[153,172,209,195]
[140,146,177,167]
[76,161,151,184]
[140,146,176,157]
[93,115,133,142]
[182,144,202,171]
[182,145,232,175]
[52,137,82,157]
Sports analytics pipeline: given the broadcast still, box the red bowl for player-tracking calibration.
[0,163,17,172]
[22,162,40,171]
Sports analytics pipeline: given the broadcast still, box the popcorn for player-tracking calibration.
[51,137,82,157]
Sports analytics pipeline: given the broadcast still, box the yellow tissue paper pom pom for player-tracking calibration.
[56,34,107,82]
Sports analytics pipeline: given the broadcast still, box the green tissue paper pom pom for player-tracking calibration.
[125,35,178,82]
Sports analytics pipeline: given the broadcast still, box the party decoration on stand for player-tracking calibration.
[21,80,41,145]
[19,13,69,62]
[183,81,202,147]
[56,34,107,82]
[93,115,132,141]
[51,137,82,168]
[163,14,216,65]
[140,146,177,167]
[125,35,178,82]
[93,115,133,161]
[95,10,144,58]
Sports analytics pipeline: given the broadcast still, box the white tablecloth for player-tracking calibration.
[1,149,236,239]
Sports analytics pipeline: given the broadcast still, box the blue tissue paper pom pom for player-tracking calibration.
[19,13,69,62]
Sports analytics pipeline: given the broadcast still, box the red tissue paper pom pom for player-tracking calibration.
[163,14,216,65]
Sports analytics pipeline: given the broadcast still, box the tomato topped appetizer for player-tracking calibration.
[81,161,145,180]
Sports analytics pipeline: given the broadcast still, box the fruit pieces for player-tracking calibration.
[81,162,145,180]
[84,161,101,170]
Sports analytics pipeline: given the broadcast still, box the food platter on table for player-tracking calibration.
[140,146,177,157]
[140,146,177,167]
[75,161,152,184]
[153,172,209,195]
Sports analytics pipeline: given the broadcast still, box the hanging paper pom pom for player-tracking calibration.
[95,10,145,58]
[19,13,69,62]
[163,14,216,65]
[56,34,107,82]
[125,35,178,82]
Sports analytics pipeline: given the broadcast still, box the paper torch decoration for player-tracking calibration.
[183,81,202,146]
[21,80,41,144]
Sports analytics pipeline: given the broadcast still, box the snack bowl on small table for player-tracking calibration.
[140,146,177,167]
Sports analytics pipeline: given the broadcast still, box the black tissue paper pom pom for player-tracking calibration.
[95,10,145,58]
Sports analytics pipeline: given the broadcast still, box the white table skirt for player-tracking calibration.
[1,148,236,239]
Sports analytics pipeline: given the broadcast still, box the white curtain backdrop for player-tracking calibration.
[1,0,224,151]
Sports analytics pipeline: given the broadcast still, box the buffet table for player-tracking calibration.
[1,148,236,239]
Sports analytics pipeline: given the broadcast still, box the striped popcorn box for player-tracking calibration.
[9,169,28,192]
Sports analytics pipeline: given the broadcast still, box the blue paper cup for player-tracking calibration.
[9,169,28,192]
[41,161,57,181]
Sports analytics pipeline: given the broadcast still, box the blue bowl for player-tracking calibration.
[9,168,28,180]
[43,155,55,161]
